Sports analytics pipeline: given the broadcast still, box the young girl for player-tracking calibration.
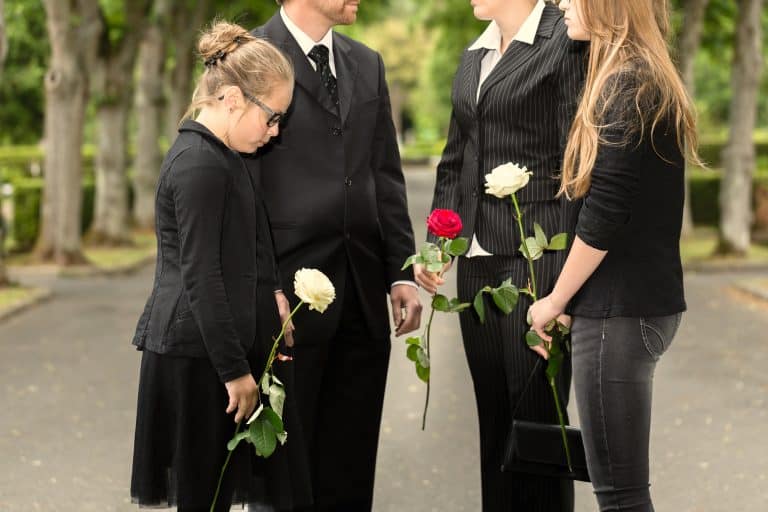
[129,21,297,511]
[528,1,700,510]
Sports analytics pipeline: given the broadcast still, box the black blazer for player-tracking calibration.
[132,121,266,383]
[250,14,415,340]
[431,4,586,254]
[568,81,687,318]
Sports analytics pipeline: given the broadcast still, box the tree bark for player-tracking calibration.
[36,0,101,265]
[89,0,152,245]
[133,6,167,231]
[165,0,212,142]
[717,0,764,255]
[676,0,710,238]
[0,0,7,282]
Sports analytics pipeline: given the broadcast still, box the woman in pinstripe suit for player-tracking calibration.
[415,1,586,510]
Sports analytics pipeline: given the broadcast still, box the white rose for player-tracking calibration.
[293,268,336,313]
[484,162,533,198]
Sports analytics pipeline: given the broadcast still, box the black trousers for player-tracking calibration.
[292,269,391,512]
[457,255,574,512]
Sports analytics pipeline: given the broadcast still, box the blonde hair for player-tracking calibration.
[182,21,294,121]
[560,0,702,199]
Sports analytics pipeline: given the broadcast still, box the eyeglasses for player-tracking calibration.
[243,92,286,127]
[218,92,286,127]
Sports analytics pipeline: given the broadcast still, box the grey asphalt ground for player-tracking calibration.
[1,167,767,512]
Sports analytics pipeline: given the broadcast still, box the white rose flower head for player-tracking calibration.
[484,162,533,198]
[293,268,336,313]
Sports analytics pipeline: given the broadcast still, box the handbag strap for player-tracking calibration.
[510,357,542,420]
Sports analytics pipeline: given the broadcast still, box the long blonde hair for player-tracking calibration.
[560,0,702,199]
[182,21,294,121]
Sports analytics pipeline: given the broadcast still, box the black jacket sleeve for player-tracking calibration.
[575,94,642,251]
[370,52,417,285]
[171,150,251,383]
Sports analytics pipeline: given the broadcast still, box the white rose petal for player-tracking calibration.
[293,268,336,313]
[484,162,533,198]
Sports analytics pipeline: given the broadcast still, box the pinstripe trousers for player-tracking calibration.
[456,253,574,512]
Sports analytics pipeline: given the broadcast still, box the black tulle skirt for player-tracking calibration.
[131,290,312,511]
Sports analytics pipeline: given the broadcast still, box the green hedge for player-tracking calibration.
[9,178,96,251]
[689,170,768,226]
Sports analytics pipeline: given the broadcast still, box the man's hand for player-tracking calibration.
[391,284,422,336]
[274,291,295,347]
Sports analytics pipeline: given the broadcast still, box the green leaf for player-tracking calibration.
[271,374,284,387]
[447,298,471,313]
[491,289,514,315]
[420,243,441,263]
[415,363,430,383]
[473,290,486,324]
[416,347,430,368]
[546,352,564,381]
[260,373,271,395]
[534,223,548,249]
[227,431,250,451]
[425,261,445,273]
[494,283,519,313]
[405,336,421,346]
[260,406,285,433]
[432,294,450,312]
[557,321,571,336]
[519,237,544,261]
[269,384,286,419]
[526,330,544,347]
[276,431,288,445]
[445,237,469,256]
[401,254,422,270]
[250,417,277,458]
[549,233,569,251]
[407,343,420,362]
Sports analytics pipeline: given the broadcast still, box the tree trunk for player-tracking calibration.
[133,16,166,230]
[165,0,212,142]
[89,1,152,245]
[389,82,406,145]
[36,0,101,265]
[676,0,710,238]
[0,0,7,282]
[717,0,764,255]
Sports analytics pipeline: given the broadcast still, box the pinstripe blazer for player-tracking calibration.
[431,4,586,255]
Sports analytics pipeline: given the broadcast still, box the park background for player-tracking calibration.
[0,0,767,511]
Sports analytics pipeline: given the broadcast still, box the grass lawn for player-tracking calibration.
[680,228,768,265]
[6,231,156,272]
[83,231,156,270]
[0,285,44,310]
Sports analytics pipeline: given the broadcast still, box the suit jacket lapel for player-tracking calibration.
[333,34,358,124]
[476,3,560,106]
[259,14,339,117]
[468,49,485,113]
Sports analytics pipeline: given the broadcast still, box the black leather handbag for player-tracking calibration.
[500,360,591,482]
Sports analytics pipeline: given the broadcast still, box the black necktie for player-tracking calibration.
[307,44,339,109]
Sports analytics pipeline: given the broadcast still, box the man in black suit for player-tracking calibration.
[250,1,422,510]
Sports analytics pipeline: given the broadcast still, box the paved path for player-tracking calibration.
[1,167,766,511]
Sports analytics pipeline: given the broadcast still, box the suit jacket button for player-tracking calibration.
[345,177,352,186]
[332,127,342,136]
[345,232,351,240]
[472,191,478,198]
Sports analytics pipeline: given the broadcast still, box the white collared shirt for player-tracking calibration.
[466,0,546,258]
[280,7,337,78]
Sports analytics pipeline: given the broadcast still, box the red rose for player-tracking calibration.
[427,209,463,239]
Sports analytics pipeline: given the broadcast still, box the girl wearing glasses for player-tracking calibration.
[129,21,303,512]
[529,1,701,510]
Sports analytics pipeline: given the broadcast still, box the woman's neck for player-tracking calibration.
[495,0,538,53]
[195,109,229,148]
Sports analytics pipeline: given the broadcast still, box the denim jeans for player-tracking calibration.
[572,314,682,512]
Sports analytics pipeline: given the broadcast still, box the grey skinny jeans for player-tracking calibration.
[572,313,682,512]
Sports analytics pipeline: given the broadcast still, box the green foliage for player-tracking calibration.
[0,1,49,144]
[7,178,97,251]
